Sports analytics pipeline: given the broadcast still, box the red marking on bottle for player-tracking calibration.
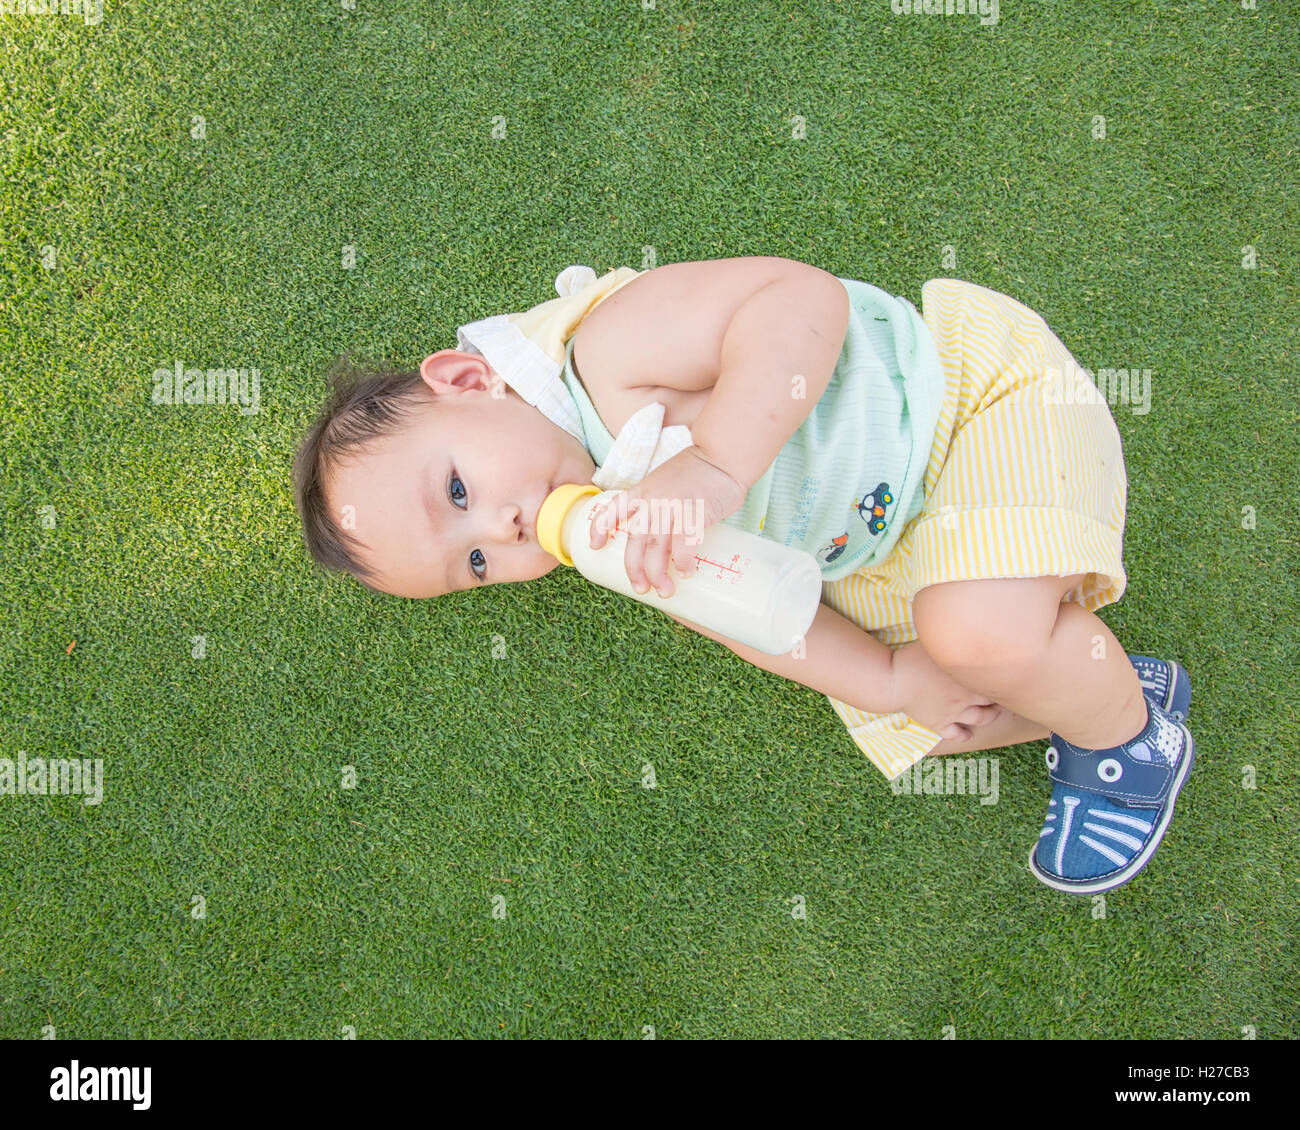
[697,553,747,582]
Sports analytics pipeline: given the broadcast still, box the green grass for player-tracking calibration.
[1,0,1296,1038]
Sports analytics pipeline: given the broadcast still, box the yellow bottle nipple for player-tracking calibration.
[537,483,602,565]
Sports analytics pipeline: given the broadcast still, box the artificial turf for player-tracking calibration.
[1,0,1296,1038]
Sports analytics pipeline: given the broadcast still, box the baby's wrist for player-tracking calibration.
[686,442,748,509]
[688,443,750,496]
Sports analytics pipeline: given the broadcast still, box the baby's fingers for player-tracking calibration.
[672,527,696,579]
[642,529,674,597]
[587,503,605,548]
[958,704,1003,728]
[588,497,624,549]
[622,503,651,593]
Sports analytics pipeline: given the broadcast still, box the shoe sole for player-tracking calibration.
[1027,724,1196,895]
[1163,662,1180,714]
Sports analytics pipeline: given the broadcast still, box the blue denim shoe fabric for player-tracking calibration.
[1029,696,1195,894]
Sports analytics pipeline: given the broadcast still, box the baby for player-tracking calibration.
[293,256,1195,895]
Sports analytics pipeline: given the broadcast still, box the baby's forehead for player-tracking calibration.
[353,412,439,466]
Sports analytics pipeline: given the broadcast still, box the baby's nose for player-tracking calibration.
[494,503,525,544]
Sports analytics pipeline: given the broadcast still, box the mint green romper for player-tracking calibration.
[559,277,949,581]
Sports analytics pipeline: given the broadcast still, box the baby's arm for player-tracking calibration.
[663,602,896,715]
[663,604,1002,742]
[595,266,849,597]
[690,267,851,491]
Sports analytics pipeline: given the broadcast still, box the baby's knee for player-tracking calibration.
[914,583,1057,678]
[920,624,1045,682]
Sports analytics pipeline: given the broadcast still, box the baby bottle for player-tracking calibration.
[537,484,823,656]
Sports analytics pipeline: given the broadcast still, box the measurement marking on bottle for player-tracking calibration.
[587,505,749,584]
[697,553,748,582]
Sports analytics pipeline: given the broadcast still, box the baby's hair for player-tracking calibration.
[292,353,431,589]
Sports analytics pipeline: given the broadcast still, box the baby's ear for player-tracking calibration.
[419,350,492,395]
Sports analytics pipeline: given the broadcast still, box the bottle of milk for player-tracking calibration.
[537,483,823,656]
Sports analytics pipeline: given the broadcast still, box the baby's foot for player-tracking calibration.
[1028,698,1195,894]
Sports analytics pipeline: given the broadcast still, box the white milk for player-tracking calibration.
[537,484,823,656]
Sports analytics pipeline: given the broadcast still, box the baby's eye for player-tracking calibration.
[448,470,486,583]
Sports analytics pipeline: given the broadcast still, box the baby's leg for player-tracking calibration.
[913,573,1149,751]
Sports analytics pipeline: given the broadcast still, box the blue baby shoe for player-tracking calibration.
[1029,697,1195,894]
[1128,654,1191,724]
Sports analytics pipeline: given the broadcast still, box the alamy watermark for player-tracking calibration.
[891,0,999,28]
[590,493,707,545]
[50,1061,150,1110]
[152,360,261,415]
[1044,363,1152,416]
[1,751,103,806]
[891,756,1000,805]
[0,0,102,25]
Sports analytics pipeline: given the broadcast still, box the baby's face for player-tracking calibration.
[325,350,597,598]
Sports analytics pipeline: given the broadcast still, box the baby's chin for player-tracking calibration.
[530,552,563,579]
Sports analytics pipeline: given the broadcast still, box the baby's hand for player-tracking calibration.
[888,640,1005,742]
[588,445,748,598]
